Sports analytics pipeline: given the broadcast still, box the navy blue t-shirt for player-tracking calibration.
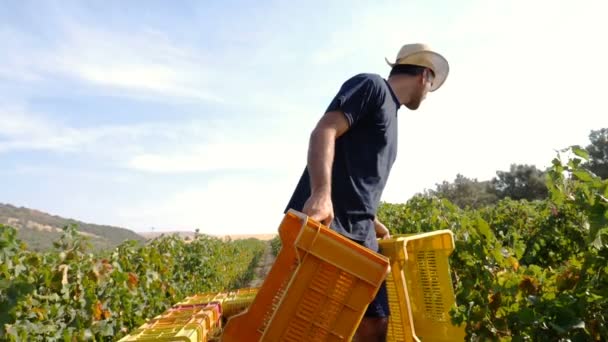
[284,73,401,250]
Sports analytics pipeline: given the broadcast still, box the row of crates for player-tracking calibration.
[176,287,259,322]
[118,288,260,341]
[118,301,222,342]
[120,209,465,341]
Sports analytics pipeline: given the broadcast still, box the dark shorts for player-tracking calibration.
[351,238,390,318]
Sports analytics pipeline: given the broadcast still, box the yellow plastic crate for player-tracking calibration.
[148,308,212,328]
[121,303,222,342]
[165,304,222,331]
[378,230,466,342]
[176,293,226,306]
[233,287,259,296]
[223,209,391,342]
[118,318,209,342]
[175,288,257,320]
[222,288,259,318]
[380,236,418,342]
[170,288,257,341]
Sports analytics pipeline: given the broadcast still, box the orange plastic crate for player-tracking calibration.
[223,209,390,342]
[222,211,302,341]
[378,230,466,342]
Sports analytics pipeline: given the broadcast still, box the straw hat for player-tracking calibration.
[385,43,449,92]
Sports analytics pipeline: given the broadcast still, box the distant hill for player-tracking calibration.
[140,231,277,241]
[0,203,146,251]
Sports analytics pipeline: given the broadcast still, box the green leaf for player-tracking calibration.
[14,264,26,277]
[98,321,114,337]
[591,233,604,249]
[476,217,493,241]
[5,324,18,338]
[25,255,40,267]
[572,146,590,160]
[549,321,566,334]
[591,227,608,250]
[573,170,594,182]
[492,247,505,263]
[517,308,534,324]
[585,292,603,303]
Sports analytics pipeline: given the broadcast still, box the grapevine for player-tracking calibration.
[0,227,264,341]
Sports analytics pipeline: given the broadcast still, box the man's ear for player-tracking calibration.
[423,68,434,85]
[417,73,426,85]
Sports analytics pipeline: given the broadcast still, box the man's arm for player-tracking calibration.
[307,110,350,194]
[301,110,350,225]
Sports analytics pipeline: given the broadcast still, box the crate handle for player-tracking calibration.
[295,216,322,265]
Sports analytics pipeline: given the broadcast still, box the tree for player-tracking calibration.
[425,174,498,209]
[491,164,548,201]
[584,128,608,179]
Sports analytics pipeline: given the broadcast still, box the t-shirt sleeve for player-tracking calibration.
[325,74,381,127]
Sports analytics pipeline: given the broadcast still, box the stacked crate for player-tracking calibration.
[118,302,222,342]
[119,287,260,341]
[175,287,259,321]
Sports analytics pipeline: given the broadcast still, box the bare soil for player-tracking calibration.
[248,241,276,288]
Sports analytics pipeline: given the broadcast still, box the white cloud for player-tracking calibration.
[0,106,191,155]
[59,27,222,102]
[1,23,222,102]
[0,28,47,83]
[0,104,310,178]
[74,63,219,102]
[0,105,85,153]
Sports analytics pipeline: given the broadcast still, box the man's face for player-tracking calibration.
[405,69,434,110]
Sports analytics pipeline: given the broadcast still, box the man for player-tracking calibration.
[284,43,449,341]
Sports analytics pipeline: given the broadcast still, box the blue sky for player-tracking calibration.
[1,0,607,235]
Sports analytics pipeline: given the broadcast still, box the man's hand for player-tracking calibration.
[302,191,334,226]
[374,218,390,240]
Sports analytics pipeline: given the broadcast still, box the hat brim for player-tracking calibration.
[385,50,449,92]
